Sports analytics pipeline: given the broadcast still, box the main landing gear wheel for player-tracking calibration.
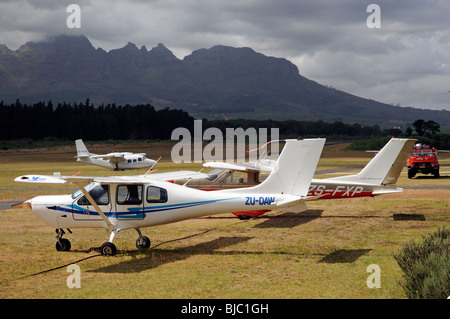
[56,238,71,251]
[136,236,151,249]
[100,242,117,256]
[135,228,151,250]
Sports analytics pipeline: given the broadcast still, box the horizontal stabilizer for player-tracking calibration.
[371,188,403,195]
[276,196,302,207]
[326,138,416,185]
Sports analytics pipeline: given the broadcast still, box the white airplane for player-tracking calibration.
[176,138,417,218]
[75,139,157,171]
[14,138,325,256]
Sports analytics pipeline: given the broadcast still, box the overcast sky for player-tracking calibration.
[1,0,449,111]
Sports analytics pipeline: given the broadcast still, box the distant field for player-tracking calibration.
[0,142,449,299]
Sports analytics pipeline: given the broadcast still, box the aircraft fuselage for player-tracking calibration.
[78,155,156,170]
[173,174,397,199]
[28,181,304,231]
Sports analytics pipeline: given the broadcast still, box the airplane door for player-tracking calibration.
[116,184,145,220]
[72,184,112,221]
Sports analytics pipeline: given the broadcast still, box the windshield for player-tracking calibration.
[77,185,109,206]
[71,182,95,199]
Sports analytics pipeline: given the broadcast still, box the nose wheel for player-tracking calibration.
[55,228,72,252]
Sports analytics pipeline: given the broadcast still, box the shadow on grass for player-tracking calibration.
[319,249,372,263]
[251,210,390,229]
[89,236,254,273]
[253,210,323,229]
[392,213,426,221]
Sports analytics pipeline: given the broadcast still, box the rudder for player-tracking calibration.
[75,139,91,158]
[252,138,326,196]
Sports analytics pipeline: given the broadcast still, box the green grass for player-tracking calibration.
[0,146,449,299]
[1,195,448,298]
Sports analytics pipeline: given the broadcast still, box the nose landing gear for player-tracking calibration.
[55,228,72,252]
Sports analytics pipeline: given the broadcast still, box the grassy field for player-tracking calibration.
[0,142,449,299]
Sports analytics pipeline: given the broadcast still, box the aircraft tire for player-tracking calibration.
[56,238,71,252]
[100,242,117,256]
[136,236,151,249]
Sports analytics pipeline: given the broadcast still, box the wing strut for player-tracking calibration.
[73,182,113,228]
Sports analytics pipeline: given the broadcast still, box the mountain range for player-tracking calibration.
[1,34,449,126]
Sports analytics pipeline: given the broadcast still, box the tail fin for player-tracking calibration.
[328,138,416,185]
[75,139,92,158]
[252,138,326,196]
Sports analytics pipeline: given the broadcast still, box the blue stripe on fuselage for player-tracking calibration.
[51,197,240,218]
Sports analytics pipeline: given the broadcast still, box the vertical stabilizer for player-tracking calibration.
[252,138,326,196]
[75,139,92,158]
[327,138,416,185]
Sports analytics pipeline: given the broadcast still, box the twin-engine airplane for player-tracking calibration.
[171,138,417,219]
[15,138,325,256]
[75,139,157,170]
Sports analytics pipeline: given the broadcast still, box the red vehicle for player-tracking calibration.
[407,144,440,178]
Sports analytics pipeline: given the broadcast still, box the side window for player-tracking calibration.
[147,186,168,203]
[77,185,109,206]
[117,185,143,205]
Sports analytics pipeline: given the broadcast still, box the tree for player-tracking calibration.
[413,119,425,136]
[412,119,440,137]
[423,120,440,137]
[405,127,413,137]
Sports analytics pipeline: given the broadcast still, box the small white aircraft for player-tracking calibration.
[177,138,417,218]
[75,139,157,171]
[15,138,325,256]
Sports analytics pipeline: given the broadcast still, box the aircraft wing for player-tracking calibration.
[146,170,211,181]
[203,160,275,174]
[15,174,153,185]
[15,174,68,184]
[203,162,260,172]
[15,170,211,185]
[91,153,127,164]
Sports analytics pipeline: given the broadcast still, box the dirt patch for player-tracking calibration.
[321,142,372,158]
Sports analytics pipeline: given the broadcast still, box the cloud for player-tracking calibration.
[0,0,449,110]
